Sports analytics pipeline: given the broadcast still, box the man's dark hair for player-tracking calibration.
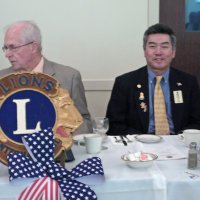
[143,23,176,49]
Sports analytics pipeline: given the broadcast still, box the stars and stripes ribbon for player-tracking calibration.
[7,128,104,200]
[18,176,60,200]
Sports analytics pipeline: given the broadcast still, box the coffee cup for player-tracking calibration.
[84,134,103,154]
[181,129,200,146]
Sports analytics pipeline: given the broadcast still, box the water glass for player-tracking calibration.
[92,117,109,136]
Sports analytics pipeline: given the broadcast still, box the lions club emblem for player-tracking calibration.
[0,72,83,165]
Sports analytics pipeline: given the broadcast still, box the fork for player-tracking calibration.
[120,136,128,146]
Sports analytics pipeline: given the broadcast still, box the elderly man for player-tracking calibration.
[1,20,92,134]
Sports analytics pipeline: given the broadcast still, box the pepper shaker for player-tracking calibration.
[188,142,198,169]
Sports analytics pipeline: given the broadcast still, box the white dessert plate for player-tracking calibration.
[135,134,162,143]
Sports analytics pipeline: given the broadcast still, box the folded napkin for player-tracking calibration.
[144,145,186,160]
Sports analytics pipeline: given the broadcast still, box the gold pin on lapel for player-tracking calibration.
[139,92,144,100]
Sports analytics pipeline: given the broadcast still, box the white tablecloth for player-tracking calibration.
[0,135,200,200]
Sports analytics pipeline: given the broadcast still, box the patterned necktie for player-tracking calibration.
[154,76,170,135]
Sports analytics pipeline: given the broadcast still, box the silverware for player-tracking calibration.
[120,136,127,146]
[124,135,132,143]
[185,171,199,179]
[114,136,121,143]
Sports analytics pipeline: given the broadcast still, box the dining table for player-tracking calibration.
[0,134,200,200]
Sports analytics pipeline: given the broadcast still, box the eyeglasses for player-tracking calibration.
[2,42,34,52]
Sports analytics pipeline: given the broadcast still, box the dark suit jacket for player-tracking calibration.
[106,66,200,135]
[0,58,92,133]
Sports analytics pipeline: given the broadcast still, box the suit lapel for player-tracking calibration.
[134,67,149,132]
[169,68,184,131]
[43,58,56,76]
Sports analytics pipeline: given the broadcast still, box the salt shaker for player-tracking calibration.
[188,142,198,169]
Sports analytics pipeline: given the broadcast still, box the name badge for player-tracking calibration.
[173,90,183,104]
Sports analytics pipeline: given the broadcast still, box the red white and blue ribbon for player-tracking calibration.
[7,128,104,200]
[18,176,60,200]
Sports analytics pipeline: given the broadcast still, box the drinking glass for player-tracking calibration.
[92,117,109,137]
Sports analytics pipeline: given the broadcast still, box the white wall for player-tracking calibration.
[0,0,159,118]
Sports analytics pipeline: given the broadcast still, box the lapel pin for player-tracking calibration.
[139,92,145,100]
[177,82,182,86]
[137,84,141,88]
[140,102,147,112]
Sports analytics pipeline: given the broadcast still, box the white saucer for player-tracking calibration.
[135,134,162,143]
[73,133,108,145]
[73,134,108,151]
[73,134,94,145]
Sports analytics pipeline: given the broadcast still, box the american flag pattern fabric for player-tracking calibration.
[7,128,104,200]
[18,176,60,200]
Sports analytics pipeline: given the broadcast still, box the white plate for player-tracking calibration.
[135,134,162,143]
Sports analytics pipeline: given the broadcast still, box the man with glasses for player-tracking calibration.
[0,20,92,134]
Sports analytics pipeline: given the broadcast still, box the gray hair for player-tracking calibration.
[143,23,176,50]
[6,20,42,49]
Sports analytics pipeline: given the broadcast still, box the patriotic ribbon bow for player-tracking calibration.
[7,128,104,200]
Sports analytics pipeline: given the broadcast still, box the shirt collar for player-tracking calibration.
[32,57,44,73]
[147,67,169,83]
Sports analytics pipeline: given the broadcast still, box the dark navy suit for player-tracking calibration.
[106,66,200,135]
